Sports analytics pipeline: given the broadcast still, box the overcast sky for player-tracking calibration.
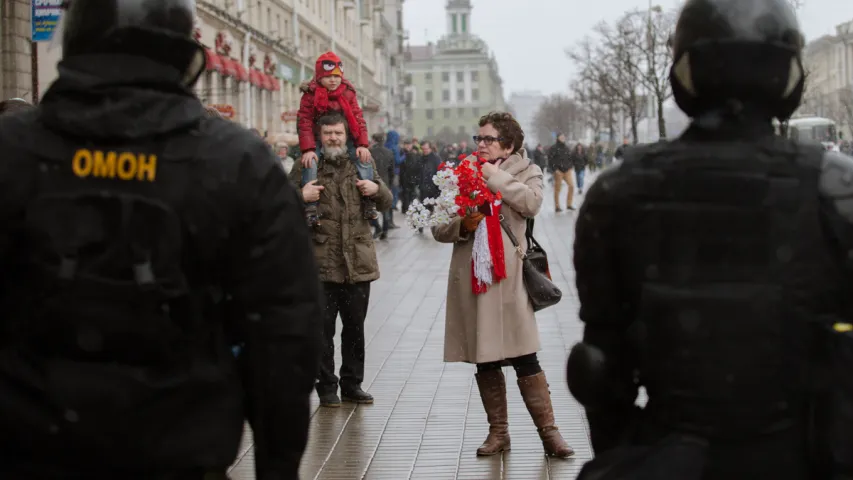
[403,0,853,97]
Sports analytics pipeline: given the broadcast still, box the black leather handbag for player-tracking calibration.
[499,217,562,311]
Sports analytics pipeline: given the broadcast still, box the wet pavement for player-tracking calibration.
[229,171,605,480]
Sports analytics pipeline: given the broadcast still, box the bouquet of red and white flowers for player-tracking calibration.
[406,155,506,294]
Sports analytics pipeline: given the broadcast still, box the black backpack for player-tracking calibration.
[17,139,197,362]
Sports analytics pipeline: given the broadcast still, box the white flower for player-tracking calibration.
[403,165,462,229]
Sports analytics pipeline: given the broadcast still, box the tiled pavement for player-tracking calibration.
[228,171,608,480]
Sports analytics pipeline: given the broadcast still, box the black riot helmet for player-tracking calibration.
[669,0,805,121]
[57,0,205,87]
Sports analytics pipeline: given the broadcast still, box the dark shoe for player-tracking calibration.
[373,229,382,239]
[418,227,424,234]
[555,206,563,212]
[475,370,511,456]
[341,386,374,404]
[363,199,380,220]
[379,232,388,240]
[567,206,576,211]
[319,392,341,408]
[517,372,574,458]
[579,189,584,195]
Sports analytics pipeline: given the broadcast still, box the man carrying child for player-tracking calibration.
[289,113,393,407]
[297,51,377,226]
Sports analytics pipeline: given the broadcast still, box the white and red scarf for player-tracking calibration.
[470,199,507,294]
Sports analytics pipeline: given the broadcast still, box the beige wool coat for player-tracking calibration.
[432,149,544,364]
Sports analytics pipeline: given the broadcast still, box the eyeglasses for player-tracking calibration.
[473,135,503,146]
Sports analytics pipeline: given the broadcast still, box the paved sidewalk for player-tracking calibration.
[229,171,604,480]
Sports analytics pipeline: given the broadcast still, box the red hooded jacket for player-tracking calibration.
[297,78,369,152]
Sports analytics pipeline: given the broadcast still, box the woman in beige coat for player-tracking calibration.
[432,112,573,458]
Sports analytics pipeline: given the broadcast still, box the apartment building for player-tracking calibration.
[404,0,507,141]
[800,19,853,140]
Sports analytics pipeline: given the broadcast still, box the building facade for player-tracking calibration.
[403,0,506,142]
[2,0,407,142]
[376,0,411,137]
[507,91,545,147]
[800,19,853,140]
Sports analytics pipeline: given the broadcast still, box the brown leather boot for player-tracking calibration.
[475,370,511,456]
[518,372,575,458]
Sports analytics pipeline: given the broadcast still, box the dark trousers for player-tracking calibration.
[477,352,543,378]
[401,186,418,214]
[317,281,371,394]
[382,210,393,233]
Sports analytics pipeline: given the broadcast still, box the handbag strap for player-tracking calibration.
[525,217,542,250]
[499,215,526,258]
[526,218,534,243]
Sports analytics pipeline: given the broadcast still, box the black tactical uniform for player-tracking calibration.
[0,1,322,479]
[567,0,853,479]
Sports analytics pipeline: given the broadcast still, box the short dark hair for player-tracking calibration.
[372,132,385,144]
[317,112,348,129]
[478,111,524,153]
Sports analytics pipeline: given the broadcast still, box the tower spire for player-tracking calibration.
[446,0,473,36]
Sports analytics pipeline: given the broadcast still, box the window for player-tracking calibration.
[442,72,450,82]
[461,14,467,33]
[457,72,464,82]
[425,90,433,102]
[451,14,457,33]
[471,71,479,81]
[405,74,412,85]
[444,108,450,118]
[457,89,464,101]
[458,108,465,116]
[427,126,434,136]
[472,108,480,116]
[426,109,434,119]
[472,89,479,101]
[426,72,432,82]
[443,90,450,101]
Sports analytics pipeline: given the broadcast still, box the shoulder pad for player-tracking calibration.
[819,151,853,223]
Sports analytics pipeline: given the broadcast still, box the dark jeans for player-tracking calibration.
[477,352,542,378]
[400,186,419,214]
[382,209,393,232]
[575,168,586,191]
[317,281,371,394]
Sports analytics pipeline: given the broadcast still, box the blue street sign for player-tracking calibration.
[32,0,64,42]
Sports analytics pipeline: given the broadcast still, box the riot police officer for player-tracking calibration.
[0,1,321,479]
[568,0,853,478]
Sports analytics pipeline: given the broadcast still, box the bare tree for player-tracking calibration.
[592,17,645,143]
[620,7,677,139]
[532,94,583,145]
[567,37,621,146]
[570,73,611,140]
